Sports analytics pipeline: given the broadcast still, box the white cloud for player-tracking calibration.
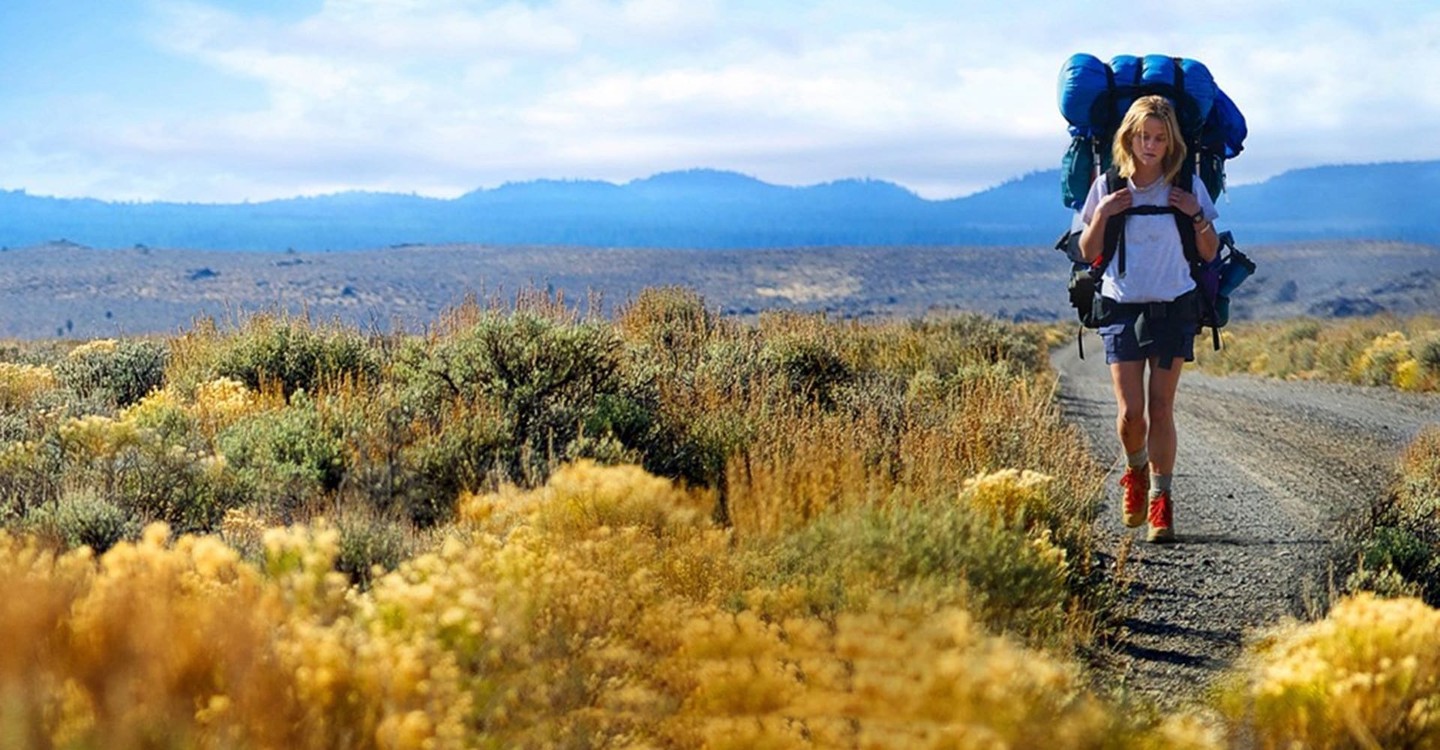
[4,0,1440,202]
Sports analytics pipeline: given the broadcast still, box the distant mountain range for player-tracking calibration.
[2,161,1438,251]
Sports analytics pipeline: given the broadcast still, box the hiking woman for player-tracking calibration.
[1077,94,1219,542]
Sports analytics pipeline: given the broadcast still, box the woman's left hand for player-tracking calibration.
[1168,187,1202,218]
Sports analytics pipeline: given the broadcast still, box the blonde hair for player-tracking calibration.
[1112,95,1187,184]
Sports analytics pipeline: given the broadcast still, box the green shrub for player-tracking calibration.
[216,392,345,519]
[398,312,633,483]
[745,494,1072,643]
[334,512,409,588]
[1413,331,1440,376]
[1344,428,1440,607]
[25,489,138,553]
[0,364,69,444]
[53,416,240,534]
[938,315,1047,373]
[398,406,514,526]
[214,318,379,397]
[1348,525,1435,600]
[1281,319,1323,344]
[760,335,852,406]
[53,339,169,407]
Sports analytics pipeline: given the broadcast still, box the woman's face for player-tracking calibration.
[1131,116,1170,169]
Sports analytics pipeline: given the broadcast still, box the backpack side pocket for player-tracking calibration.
[1068,264,1110,328]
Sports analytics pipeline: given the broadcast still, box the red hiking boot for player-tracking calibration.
[1147,492,1175,543]
[1120,467,1148,528]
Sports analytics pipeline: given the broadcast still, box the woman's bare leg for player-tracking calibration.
[1109,360,1149,455]
[1146,357,1186,475]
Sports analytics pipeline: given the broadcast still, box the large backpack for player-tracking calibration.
[1054,53,1254,358]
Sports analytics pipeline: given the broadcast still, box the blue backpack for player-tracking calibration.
[1054,54,1254,356]
[1057,53,1247,208]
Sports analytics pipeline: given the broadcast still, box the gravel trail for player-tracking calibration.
[1052,331,1440,707]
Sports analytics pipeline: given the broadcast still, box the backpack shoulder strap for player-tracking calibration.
[1099,168,1126,274]
[1104,168,1125,194]
[1170,174,1201,267]
[1168,174,1221,351]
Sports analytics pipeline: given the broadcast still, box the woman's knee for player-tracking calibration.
[1148,393,1176,419]
[1116,407,1148,432]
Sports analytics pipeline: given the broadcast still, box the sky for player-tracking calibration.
[2,0,1438,204]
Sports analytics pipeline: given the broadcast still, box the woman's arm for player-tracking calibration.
[1192,215,1220,261]
[1169,186,1219,262]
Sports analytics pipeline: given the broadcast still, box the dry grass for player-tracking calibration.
[1198,315,1440,391]
[0,463,1224,749]
[5,291,1440,747]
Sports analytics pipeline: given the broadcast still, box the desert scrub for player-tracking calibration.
[52,413,241,533]
[170,313,380,398]
[740,474,1075,645]
[1348,426,1440,605]
[725,363,1097,541]
[332,508,410,588]
[757,325,853,407]
[0,523,468,749]
[53,338,169,408]
[614,285,722,370]
[394,309,643,485]
[1219,593,1440,749]
[0,361,67,443]
[831,315,1048,380]
[1201,315,1440,391]
[0,361,58,411]
[216,390,345,521]
[1352,330,1414,387]
[23,488,138,553]
[0,463,1221,749]
[437,462,1208,748]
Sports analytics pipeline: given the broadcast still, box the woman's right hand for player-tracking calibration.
[1095,187,1134,219]
[1079,186,1133,263]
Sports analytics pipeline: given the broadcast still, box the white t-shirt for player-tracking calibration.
[1080,174,1219,303]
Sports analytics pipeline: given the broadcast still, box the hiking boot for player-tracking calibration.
[1120,467,1148,528]
[1147,492,1175,543]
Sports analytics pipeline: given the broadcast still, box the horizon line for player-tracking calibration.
[3,157,1434,207]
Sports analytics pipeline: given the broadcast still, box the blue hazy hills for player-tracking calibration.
[1,160,1437,251]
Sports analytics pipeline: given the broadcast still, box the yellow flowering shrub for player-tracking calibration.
[960,467,1055,530]
[1200,316,1440,391]
[58,414,145,462]
[1352,331,1414,387]
[121,378,274,447]
[1222,593,1440,749]
[1397,357,1425,391]
[67,339,120,358]
[0,362,57,411]
[119,385,184,425]
[193,377,271,438]
[0,525,297,748]
[0,460,1234,749]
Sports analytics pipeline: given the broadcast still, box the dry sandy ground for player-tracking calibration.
[1,240,1435,339]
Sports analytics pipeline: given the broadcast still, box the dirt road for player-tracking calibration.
[1052,332,1440,706]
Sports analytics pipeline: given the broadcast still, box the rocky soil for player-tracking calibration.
[0,239,1435,339]
[1052,332,1440,707]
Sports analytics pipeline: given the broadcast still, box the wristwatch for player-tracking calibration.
[1191,211,1206,224]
